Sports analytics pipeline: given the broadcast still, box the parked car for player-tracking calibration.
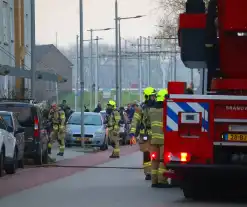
[0,102,49,165]
[65,112,108,150]
[0,111,25,168]
[0,115,24,176]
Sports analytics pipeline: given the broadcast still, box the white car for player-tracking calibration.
[0,117,17,176]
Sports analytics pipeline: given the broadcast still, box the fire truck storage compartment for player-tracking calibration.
[213,99,247,165]
[214,144,247,165]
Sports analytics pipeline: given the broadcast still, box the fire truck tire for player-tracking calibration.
[182,181,204,200]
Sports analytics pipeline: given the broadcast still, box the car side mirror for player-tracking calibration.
[7,126,14,133]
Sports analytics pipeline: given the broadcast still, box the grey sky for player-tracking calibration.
[36,0,161,48]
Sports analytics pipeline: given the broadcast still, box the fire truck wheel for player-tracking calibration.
[182,181,204,200]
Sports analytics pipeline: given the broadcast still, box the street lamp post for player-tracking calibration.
[116,14,145,106]
[87,28,114,109]
[95,36,100,107]
[30,0,36,99]
[75,35,79,111]
[118,20,122,105]
[115,0,119,107]
[79,0,85,148]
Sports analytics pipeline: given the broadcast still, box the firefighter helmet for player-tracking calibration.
[143,87,156,100]
[157,88,168,102]
[107,100,116,108]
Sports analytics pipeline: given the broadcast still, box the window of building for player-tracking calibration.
[2,1,9,44]
[25,13,29,47]
[9,7,14,41]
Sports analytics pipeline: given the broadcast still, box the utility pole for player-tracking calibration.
[138,38,142,102]
[75,35,79,111]
[143,37,146,86]
[89,29,93,110]
[118,20,122,105]
[140,36,143,101]
[95,36,99,106]
[30,0,36,99]
[147,36,151,86]
[79,0,85,148]
[115,0,119,107]
[124,40,127,93]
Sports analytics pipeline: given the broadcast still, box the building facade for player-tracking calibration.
[35,44,73,101]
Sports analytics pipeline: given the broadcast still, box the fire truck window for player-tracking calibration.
[186,115,195,120]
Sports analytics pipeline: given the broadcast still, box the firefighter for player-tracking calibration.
[185,87,194,94]
[48,103,66,156]
[149,88,170,188]
[129,87,157,180]
[105,100,121,158]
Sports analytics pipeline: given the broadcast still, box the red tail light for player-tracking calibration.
[180,152,190,162]
[165,152,191,163]
[34,116,39,137]
[151,152,157,160]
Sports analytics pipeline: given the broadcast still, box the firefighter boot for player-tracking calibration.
[109,148,120,158]
[151,183,172,188]
[48,143,52,155]
[57,152,64,156]
[145,173,151,180]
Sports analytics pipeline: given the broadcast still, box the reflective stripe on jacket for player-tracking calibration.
[149,108,164,145]
[113,110,120,131]
[130,107,142,135]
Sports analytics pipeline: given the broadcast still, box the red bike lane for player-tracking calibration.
[0,145,139,198]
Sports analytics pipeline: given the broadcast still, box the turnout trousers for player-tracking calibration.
[150,144,168,185]
[139,137,151,177]
[108,129,120,157]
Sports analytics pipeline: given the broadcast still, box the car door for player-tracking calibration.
[13,113,25,160]
[0,117,15,158]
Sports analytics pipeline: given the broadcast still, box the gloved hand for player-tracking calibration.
[129,133,135,138]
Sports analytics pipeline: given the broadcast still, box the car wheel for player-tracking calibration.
[0,150,4,177]
[34,146,43,165]
[42,146,49,164]
[5,148,17,174]
[18,157,25,169]
[100,136,108,151]
[65,141,72,148]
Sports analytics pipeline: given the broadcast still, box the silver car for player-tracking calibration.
[65,112,108,150]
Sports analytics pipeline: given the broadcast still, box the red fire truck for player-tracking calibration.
[163,0,247,199]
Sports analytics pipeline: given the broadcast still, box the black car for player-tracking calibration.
[0,102,49,165]
[0,111,25,169]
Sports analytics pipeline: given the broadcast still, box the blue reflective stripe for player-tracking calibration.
[166,125,172,132]
[166,102,209,132]
[167,107,178,124]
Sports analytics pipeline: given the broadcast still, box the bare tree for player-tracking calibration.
[156,0,209,37]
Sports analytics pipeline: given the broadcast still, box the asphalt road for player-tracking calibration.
[0,151,247,207]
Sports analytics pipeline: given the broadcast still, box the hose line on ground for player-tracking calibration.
[27,164,143,170]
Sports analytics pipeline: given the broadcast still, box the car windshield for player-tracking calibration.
[68,113,102,126]
[0,114,12,127]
